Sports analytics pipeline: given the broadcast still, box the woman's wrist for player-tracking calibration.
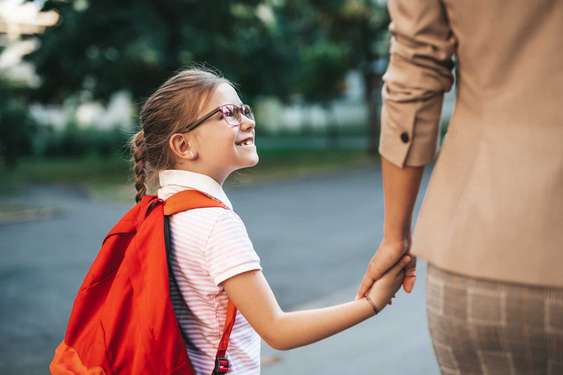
[382,226,411,244]
[377,237,409,261]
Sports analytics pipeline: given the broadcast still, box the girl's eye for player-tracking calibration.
[223,108,234,117]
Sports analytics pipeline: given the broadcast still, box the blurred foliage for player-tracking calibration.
[28,0,388,105]
[28,0,298,104]
[275,0,389,151]
[0,79,37,168]
[37,123,130,158]
[10,0,391,167]
[279,0,389,101]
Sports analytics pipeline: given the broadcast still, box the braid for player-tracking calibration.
[132,130,147,202]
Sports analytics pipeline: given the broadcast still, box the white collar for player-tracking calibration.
[158,169,233,209]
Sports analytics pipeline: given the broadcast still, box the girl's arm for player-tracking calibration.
[222,255,410,351]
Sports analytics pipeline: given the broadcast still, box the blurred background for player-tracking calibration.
[0,0,453,373]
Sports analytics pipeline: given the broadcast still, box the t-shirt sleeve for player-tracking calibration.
[205,210,262,286]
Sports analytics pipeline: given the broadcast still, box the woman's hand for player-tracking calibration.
[403,255,417,293]
[356,237,415,299]
[366,255,412,312]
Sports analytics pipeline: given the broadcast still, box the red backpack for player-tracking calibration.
[50,190,237,375]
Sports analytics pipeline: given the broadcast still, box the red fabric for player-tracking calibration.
[51,191,236,375]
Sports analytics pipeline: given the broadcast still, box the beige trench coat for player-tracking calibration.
[379,0,563,287]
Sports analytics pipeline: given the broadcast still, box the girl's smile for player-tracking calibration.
[235,135,255,148]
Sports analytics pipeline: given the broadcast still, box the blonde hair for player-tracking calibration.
[130,68,231,202]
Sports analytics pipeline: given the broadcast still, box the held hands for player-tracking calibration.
[356,238,417,300]
[365,255,412,313]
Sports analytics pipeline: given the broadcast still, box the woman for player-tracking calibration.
[357,0,563,373]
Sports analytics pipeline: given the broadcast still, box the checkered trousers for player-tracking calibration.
[426,264,563,375]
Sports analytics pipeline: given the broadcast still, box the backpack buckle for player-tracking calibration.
[213,356,230,374]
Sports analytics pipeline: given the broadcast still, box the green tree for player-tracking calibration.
[275,0,389,153]
[28,0,390,152]
[0,79,36,168]
[27,0,299,106]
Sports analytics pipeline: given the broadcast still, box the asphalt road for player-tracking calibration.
[0,165,437,374]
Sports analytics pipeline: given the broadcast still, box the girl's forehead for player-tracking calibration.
[207,83,242,108]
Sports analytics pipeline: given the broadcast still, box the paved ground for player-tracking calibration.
[0,164,438,374]
[261,263,438,375]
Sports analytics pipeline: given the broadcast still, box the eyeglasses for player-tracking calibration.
[178,104,254,133]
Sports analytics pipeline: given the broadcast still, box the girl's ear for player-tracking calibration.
[169,133,198,161]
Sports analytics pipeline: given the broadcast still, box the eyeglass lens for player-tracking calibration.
[221,105,254,126]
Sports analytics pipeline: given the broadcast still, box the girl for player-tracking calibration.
[131,68,410,375]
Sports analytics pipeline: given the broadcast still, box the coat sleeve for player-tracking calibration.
[379,0,456,167]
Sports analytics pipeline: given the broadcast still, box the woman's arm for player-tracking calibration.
[358,0,457,297]
[357,158,423,298]
[381,158,424,244]
[223,255,410,351]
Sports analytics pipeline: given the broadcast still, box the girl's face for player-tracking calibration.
[190,83,258,183]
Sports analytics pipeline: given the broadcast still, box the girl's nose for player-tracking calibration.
[240,116,255,132]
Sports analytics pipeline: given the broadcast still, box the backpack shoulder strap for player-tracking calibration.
[213,303,237,374]
[164,189,227,215]
[163,189,237,375]
[104,195,159,239]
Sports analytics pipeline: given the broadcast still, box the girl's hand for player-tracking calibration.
[356,237,413,299]
[366,255,411,314]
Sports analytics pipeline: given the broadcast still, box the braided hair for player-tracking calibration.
[131,130,147,202]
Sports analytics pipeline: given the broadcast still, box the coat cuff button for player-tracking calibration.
[400,132,410,143]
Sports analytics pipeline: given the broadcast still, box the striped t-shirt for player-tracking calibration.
[158,169,262,375]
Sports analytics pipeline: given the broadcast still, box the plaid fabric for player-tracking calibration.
[427,264,563,375]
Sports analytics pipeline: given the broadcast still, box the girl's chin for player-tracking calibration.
[236,154,259,170]
[245,154,260,168]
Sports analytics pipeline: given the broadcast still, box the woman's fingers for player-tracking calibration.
[356,272,376,300]
[402,256,417,293]
[391,255,412,276]
[406,255,416,273]
[356,243,407,299]
[356,254,412,299]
